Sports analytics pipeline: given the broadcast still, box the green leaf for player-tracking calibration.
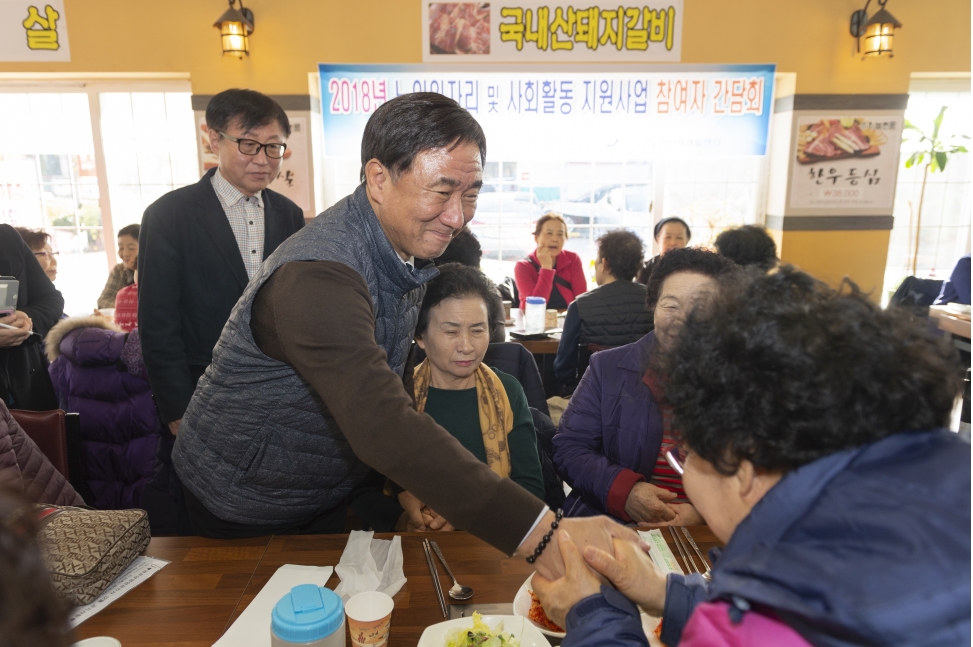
[952,146,969,153]
[932,106,947,140]
[934,151,948,172]
[902,119,920,131]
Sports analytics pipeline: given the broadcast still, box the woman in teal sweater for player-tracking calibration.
[403,263,545,531]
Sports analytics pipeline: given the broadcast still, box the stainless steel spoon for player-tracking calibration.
[429,540,474,600]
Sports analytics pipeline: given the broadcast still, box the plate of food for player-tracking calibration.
[512,574,662,643]
[417,611,551,647]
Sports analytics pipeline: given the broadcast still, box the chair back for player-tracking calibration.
[577,343,614,380]
[10,409,69,479]
[529,407,566,510]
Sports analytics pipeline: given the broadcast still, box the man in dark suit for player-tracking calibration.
[138,89,305,437]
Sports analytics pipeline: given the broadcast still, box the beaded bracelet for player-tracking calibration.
[526,508,563,564]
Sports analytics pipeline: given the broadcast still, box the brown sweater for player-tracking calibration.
[250,260,544,554]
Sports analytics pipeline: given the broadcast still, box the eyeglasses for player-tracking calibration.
[664,445,687,476]
[218,131,287,159]
[33,251,59,260]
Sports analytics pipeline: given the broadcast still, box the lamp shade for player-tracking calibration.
[214,4,253,57]
[861,7,901,57]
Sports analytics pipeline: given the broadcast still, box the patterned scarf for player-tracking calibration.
[413,359,513,478]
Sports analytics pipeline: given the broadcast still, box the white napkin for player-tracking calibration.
[333,530,407,602]
[213,564,334,647]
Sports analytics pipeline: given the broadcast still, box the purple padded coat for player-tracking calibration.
[552,332,664,519]
[47,316,160,510]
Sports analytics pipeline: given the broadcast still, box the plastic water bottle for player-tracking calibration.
[271,584,345,646]
[524,296,547,333]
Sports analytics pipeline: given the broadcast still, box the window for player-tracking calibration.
[883,91,971,304]
[100,92,198,235]
[661,157,764,247]
[471,156,765,287]
[0,84,195,315]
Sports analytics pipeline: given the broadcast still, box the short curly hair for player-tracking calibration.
[714,225,778,271]
[656,266,964,475]
[416,263,502,338]
[434,227,482,268]
[596,230,644,282]
[645,247,736,311]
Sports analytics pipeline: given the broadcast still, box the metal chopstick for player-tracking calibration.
[680,527,712,576]
[668,526,699,574]
[423,538,448,618]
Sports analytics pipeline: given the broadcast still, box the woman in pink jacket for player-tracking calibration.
[514,213,587,310]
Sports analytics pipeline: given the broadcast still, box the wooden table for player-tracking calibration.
[73,528,721,646]
[505,329,561,355]
[928,305,972,340]
[73,535,272,647]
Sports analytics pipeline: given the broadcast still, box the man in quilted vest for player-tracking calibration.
[172,93,632,576]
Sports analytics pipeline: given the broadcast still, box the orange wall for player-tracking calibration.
[775,229,892,295]
[0,0,968,95]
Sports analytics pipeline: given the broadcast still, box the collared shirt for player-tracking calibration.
[211,168,265,280]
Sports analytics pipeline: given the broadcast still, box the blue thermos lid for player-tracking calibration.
[525,296,546,305]
[272,584,344,643]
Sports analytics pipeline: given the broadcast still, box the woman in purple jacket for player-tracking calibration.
[46,316,160,511]
[552,248,735,526]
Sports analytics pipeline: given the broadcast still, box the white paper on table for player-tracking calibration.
[333,530,406,602]
[638,529,685,575]
[214,564,334,647]
[68,556,170,628]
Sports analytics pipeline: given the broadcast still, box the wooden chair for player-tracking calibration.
[10,409,89,501]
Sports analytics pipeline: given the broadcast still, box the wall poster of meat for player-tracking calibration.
[789,115,903,210]
[429,3,490,55]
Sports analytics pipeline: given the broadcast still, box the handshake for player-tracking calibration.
[516,510,670,630]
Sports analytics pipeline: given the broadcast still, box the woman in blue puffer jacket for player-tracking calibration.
[45,316,161,512]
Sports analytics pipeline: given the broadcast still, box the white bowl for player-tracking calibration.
[72,638,122,647]
[417,614,550,647]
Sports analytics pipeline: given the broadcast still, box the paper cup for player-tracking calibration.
[345,591,394,647]
[545,309,558,330]
[98,308,115,321]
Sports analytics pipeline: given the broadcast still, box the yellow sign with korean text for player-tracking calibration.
[0,0,70,61]
[422,1,682,62]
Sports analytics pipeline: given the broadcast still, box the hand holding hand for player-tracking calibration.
[523,513,640,581]
[531,530,603,630]
[624,482,677,524]
[583,537,668,616]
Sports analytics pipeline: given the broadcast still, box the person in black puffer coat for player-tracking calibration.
[554,230,652,392]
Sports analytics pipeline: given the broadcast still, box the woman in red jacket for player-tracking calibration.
[514,213,587,310]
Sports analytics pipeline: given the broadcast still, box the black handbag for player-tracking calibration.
[0,335,57,411]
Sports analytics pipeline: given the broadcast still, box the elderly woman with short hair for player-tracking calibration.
[392,264,545,531]
[534,266,970,647]
[553,248,736,526]
[514,213,587,310]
